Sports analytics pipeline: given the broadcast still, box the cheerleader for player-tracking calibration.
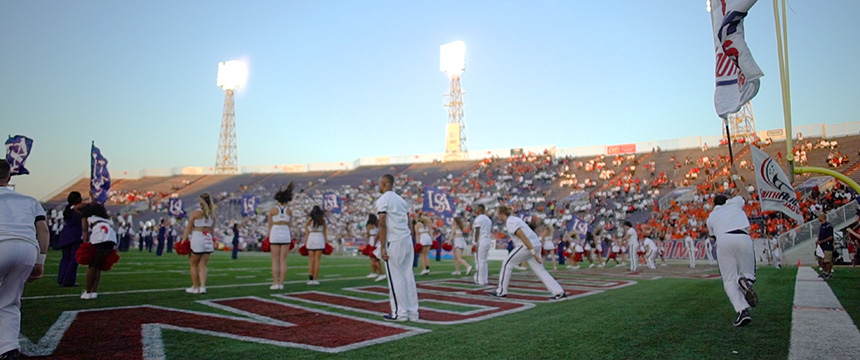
[541,226,558,270]
[79,203,117,300]
[602,237,622,267]
[582,231,601,268]
[415,215,434,275]
[266,183,294,290]
[181,193,216,294]
[447,217,472,275]
[304,206,328,285]
[365,214,386,282]
[567,234,585,270]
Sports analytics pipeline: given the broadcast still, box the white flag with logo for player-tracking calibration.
[751,146,803,222]
[710,0,764,118]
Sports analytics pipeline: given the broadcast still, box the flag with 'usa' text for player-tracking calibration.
[323,192,342,214]
[423,187,454,218]
[5,135,33,176]
[241,195,257,217]
[90,143,111,204]
[710,0,763,118]
[168,198,186,218]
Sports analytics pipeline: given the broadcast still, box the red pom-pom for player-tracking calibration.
[100,250,120,271]
[637,251,645,256]
[432,240,441,250]
[290,241,296,250]
[174,240,191,256]
[323,243,334,255]
[472,244,477,253]
[442,242,453,251]
[299,245,308,256]
[574,253,583,262]
[563,250,572,258]
[261,238,271,253]
[75,242,95,265]
[414,243,423,253]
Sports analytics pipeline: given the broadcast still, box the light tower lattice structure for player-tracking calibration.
[723,102,758,143]
[440,41,468,158]
[214,60,248,175]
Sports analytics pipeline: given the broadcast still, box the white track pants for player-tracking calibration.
[0,240,37,354]
[474,241,491,285]
[645,250,657,269]
[716,234,756,313]
[384,240,418,319]
[496,245,563,296]
[706,240,717,265]
[629,242,640,272]
[686,239,696,268]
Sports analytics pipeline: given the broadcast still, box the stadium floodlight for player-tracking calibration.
[214,59,246,174]
[439,41,466,76]
[216,60,248,91]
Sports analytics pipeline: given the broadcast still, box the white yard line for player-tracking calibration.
[788,267,860,359]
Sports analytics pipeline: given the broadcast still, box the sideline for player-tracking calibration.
[788,267,860,359]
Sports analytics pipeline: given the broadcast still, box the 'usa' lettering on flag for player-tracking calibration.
[5,135,33,176]
[168,198,186,218]
[423,187,455,218]
[710,0,763,118]
[90,143,111,204]
[241,195,257,217]
[323,192,342,214]
[566,215,592,236]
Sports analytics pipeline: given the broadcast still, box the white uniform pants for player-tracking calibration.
[0,240,37,354]
[384,240,419,319]
[628,241,640,272]
[645,249,657,269]
[705,240,716,265]
[686,239,696,268]
[474,241,491,285]
[496,245,563,296]
[716,233,756,313]
[772,248,781,267]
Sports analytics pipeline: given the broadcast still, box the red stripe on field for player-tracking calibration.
[444,278,633,289]
[413,283,591,302]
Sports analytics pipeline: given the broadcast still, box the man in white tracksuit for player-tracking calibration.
[472,204,493,285]
[377,174,419,322]
[0,160,50,359]
[491,206,566,300]
[642,236,658,270]
[685,235,696,268]
[621,221,639,272]
[706,166,757,327]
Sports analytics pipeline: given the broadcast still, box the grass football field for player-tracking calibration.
[21,250,800,360]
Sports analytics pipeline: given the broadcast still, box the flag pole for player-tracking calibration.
[724,119,734,165]
[90,141,94,202]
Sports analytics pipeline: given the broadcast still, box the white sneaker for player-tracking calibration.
[589,264,595,268]
[465,266,473,275]
[598,264,605,268]
[90,292,98,299]
[270,284,280,290]
[375,274,387,282]
[452,271,462,275]
[278,284,284,290]
[571,265,581,270]
[198,287,206,294]
[81,292,92,300]
[366,273,378,278]
[307,280,314,285]
[514,266,527,270]
[419,269,430,276]
[566,265,574,269]
[312,280,320,285]
[185,287,199,294]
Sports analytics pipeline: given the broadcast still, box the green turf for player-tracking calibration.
[21,250,800,360]
[827,266,860,326]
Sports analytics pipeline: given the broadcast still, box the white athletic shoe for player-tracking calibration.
[366,273,378,278]
[81,292,93,300]
[566,265,574,269]
[514,265,527,270]
[312,280,320,285]
[589,264,595,268]
[598,263,605,268]
[419,269,430,276]
[90,292,98,299]
[198,287,206,294]
[278,284,284,290]
[465,266,473,275]
[375,275,387,282]
[270,284,280,290]
[451,271,461,275]
[185,287,199,294]
[570,265,581,270]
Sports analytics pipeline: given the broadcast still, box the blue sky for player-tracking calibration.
[2,1,859,200]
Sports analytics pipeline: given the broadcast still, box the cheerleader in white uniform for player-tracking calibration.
[365,215,386,282]
[181,193,216,294]
[304,206,328,285]
[266,183,294,290]
[447,217,473,275]
[80,203,118,300]
[415,215,434,275]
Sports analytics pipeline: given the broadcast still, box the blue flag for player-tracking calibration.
[5,135,33,176]
[241,195,257,217]
[423,186,455,218]
[90,143,111,204]
[168,198,186,217]
[323,192,342,214]
[566,215,591,236]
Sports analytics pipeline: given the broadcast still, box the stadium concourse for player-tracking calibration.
[41,134,860,259]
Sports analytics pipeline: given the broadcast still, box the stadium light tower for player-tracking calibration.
[214,60,247,175]
[440,41,468,158]
[722,102,758,143]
